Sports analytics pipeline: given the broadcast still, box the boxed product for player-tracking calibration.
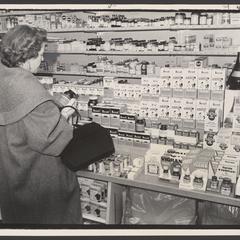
[204,107,221,132]
[159,148,189,182]
[91,203,107,220]
[179,149,215,191]
[103,76,116,88]
[210,68,226,101]
[183,68,198,99]
[196,99,209,129]
[197,68,211,99]
[159,97,171,120]
[81,200,91,214]
[172,67,184,98]
[145,144,170,177]
[101,106,111,127]
[159,67,172,97]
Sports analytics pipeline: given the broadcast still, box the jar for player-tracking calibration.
[210,176,219,190]
[147,62,155,75]
[158,41,165,51]
[191,12,199,25]
[184,17,191,25]
[162,165,170,178]
[164,42,169,51]
[172,166,181,180]
[168,37,177,51]
[222,12,230,25]
[135,116,145,132]
[159,17,165,26]
[207,16,213,25]
[136,63,142,75]
[193,174,204,189]
[175,13,185,25]
[164,17,170,26]
[159,124,168,138]
[199,14,207,25]
[169,17,175,25]
[213,12,222,25]
[141,61,148,75]
[220,178,232,196]
[174,45,181,51]
[183,168,191,183]
[88,96,98,119]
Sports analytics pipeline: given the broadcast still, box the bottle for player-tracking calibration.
[172,166,181,181]
[227,52,240,90]
[210,176,219,190]
[162,165,170,178]
[135,116,145,132]
[193,173,204,189]
[183,168,191,184]
[220,178,232,196]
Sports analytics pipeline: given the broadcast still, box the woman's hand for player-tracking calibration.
[61,98,77,120]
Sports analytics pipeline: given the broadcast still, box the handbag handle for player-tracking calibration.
[60,105,81,126]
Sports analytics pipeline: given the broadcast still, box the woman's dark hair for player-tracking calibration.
[0,25,47,67]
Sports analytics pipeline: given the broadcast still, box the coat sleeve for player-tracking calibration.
[22,100,73,156]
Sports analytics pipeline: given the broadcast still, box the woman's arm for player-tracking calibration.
[23,100,73,156]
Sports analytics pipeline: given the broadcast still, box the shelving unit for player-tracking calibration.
[37,71,144,78]
[45,50,237,57]
[77,170,240,208]
[1,7,240,225]
[20,24,240,33]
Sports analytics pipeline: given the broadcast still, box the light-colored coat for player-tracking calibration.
[0,62,82,224]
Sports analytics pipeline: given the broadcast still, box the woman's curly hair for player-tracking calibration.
[0,25,47,67]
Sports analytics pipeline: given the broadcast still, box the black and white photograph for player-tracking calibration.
[0,3,240,238]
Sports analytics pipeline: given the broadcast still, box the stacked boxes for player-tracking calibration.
[78,177,108,221]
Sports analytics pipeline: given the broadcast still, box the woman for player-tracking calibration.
[0,25,82,224]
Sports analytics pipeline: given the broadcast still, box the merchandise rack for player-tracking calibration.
[36,71,144,78]
[44,50,237,57]
[77,170,240,208]
[45,51,237,57]
[2,7,240,225]
[23,24,240,33]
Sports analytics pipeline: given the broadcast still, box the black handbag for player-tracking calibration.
[60,106,115,172]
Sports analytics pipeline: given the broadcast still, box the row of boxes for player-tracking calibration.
[52,83,104,96]
[109,126,200,149]
[88,154,144,180]
[81,200,107,220]
[78,177,108,203]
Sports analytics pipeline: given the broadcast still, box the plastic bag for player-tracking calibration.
[122,187,196,225]
[199,201,240,225]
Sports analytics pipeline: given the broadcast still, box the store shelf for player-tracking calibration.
[0,10,67,17]
[39,24,240,33]
[82,213,106,224]
[45,50,237,57]
[36,71,145,78]
[77,170,240,208]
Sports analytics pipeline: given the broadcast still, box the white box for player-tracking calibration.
[159,97,171,119]
[170,98,182,119]
[196,99,209,121]
[182,99,196,120]
[204,107,221,132]
[211,68,226,91]
[159,68,172,88]
[197,68,211,90]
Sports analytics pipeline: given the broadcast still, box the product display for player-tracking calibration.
[3,7,240,225]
